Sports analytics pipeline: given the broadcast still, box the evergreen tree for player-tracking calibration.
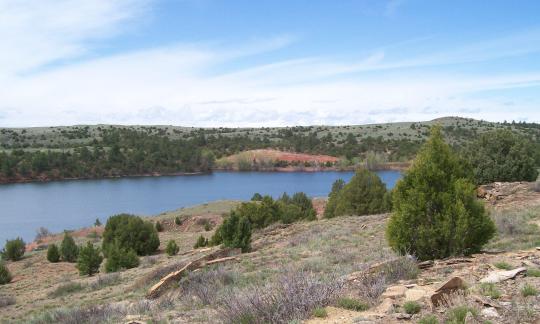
[251,193,263,201]
[60,232,79,262]
[155,221,164,232]
[105,242,139,273]
[46,244,60,263]
[76,242,103,276]
[102,214,160,256]
[166,240,179,255]
[387,126,496,261]
[0,262,11,285]
[324,179,345,218]
[211,212,251,252]
[193,235,208,249]
[1,238,25,261]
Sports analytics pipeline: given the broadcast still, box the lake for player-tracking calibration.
[0,170,401,245]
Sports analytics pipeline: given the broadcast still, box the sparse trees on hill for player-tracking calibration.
[387,126,496,261]
[465,129,538,184]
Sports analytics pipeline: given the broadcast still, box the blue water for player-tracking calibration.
[0,171,401,245]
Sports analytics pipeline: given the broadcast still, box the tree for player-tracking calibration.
[155,221,164,232]
[105,242,140,273]
[94,218,102,227]
[386,126,496,261]
[166,240,179,256]
[326,169,388,218]
[211,212,251,253]
[76,242,103,276]
[324,179,345,218]
[47,244,60,263]
[0,262,11,285]
[193,235,208,249]
[175,216,182,225]
[251,193,263,201]
[60,232,79,262]
[1,238,25,261]
[102,214,160,256]
[465,129,538,184]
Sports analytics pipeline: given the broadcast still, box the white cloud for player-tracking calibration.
[0,1,539,126]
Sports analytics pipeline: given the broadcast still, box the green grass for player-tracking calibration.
[312,307,327,318]
[48,282,85,298]
[527,268,540,277]
[521,284,538,297]
[418,315,439,324]
[403,301,421,314]
[494,261,513,270]
[445,306,478,324]
[336,297,369,311]
[478,282,502,299]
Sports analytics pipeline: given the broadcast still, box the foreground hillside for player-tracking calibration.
[1,182,540,323]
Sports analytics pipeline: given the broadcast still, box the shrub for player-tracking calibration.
[194,235,208,249]
[211,212,251,252]
[465,129,538,184]
[527,268,540,277]
[521,283,538,297]
[387,126,496,261]
[105,242,139,273]
[181,267,238,305]
[478,282,501,299]
[1,238,25,261]
[494,261,513,270]
[204,221,212,231]
[102,214,160,256]
[35,227,51,242]
[89,273,121,291]
[418,314,439,324]
[326,169,388,218]
[312,307,327,318]
[0,294,15,308]
[76,242,103,276]
[0,262,12,285]
[48,281,85,298]
[445,306,478,324]
[60,232,79,262]
[403,301,421,314]
[94,218,101,226]
[336,297,369,311]
[47,244,60,263]
[175,216,182,225]
[155,221,163,232]
[166,240,179,256]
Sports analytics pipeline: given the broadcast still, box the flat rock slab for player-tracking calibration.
[430,277,466,306]
[480,267,526,284]
[382,285,407,299]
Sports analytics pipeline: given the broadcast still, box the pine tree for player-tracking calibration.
[166,240,179,255]
[60,232,79,262]
[76,242,103,276]
[105,242,139,273]
[386,126,496,261]
[47,244,60,263]
[0,262,12,285]
[1,238,25,261]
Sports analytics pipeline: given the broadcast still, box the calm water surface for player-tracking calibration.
[0,171,401,244]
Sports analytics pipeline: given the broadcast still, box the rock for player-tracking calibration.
[480,267,526,283]
[430,277,466,306]
[374,298,394,315]
[471,294,500,308]
[481,307,500,318]
[382,285,407,299]
[394,313,412,320]
[418,260,434,269]
[405,287,431,302]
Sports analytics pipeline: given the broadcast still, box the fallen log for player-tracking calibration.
[147,248,240,299]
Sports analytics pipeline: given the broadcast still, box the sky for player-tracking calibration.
[1,0,540,127]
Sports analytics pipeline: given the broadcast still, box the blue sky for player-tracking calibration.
[1,0,540,126]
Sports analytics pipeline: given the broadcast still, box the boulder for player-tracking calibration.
[480,267,526,284]
[381,285,407,299]
[481,307,500,318]
[405,286,432,302]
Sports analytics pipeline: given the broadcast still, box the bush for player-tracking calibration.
[48,281,85,298]
[0,294,15,308]
[324,179,345,218]
[0,262,12,285]
[211,212,251,252]
[478,282,501,299]
[194,235,208,249]
[166,240,179,256]
[102,214,160,256]
[204,221,212,231]
[175,216,182,225]
[387,126,496,261]
[403,301,421,314]
[494,261,513,270]
[336,297,369,311]
[47,244,60,263]
[465,129,538,184]
[445,305,478,324]
[326,169,388,218]
[527,268,540,277]
[521,283,538,297]
[76,242,103,276]
[35,227,51,242]
[312,307,327,318]
[60,232,79,262]
[105,242,139,273]
[155,221,163,232]
[1,238,25,261]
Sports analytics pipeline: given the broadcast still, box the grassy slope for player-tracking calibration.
[1,117,538,151]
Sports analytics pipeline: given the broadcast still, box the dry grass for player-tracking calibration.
[487,207,540,251]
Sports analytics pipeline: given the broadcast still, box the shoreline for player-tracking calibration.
[0,163,409,185]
